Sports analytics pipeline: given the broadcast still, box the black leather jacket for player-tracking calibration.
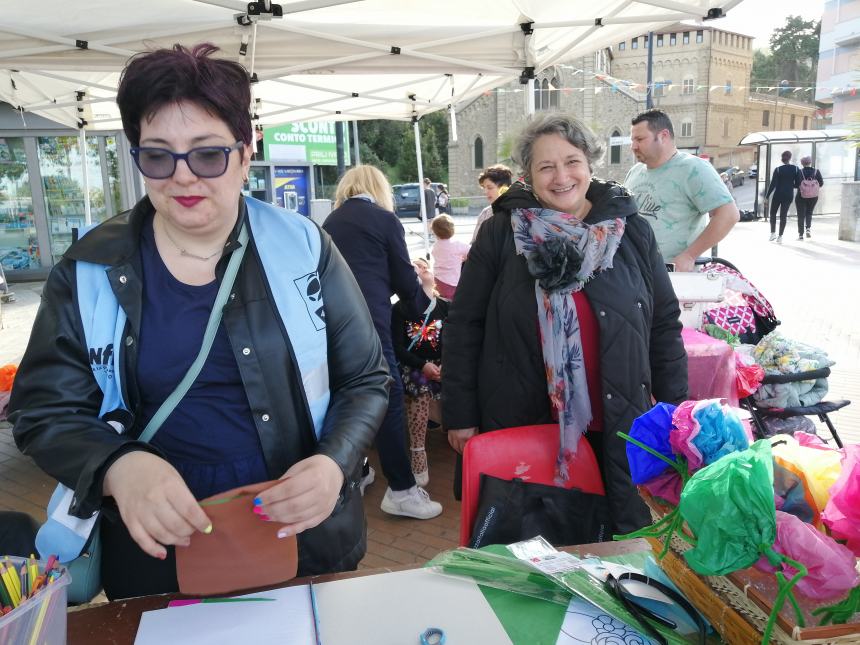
[9,196,389,575]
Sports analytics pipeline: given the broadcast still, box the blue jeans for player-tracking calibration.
[375,346,416,491]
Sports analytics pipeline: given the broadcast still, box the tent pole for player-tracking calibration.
[351,121,360,164]
[79,129,92,226]
[413,117,430,260]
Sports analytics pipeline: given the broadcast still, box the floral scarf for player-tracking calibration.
[511,205,626,482]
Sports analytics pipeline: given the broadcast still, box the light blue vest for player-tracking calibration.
[37,197,330,562]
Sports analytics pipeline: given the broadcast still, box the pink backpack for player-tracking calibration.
[799,168,820,198]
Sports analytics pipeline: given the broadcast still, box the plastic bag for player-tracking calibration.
[626,403,677,484]
[679,440,777,576]
[735,359,764,398]
[822,444,860,555]
[756,511,859,600]
[670,399,749,472]
[0,364,17,392]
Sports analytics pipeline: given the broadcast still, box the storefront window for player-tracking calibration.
[0,137,39,271]
[38,135,106,260]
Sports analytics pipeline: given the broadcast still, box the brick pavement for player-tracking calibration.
[0,204,858,574]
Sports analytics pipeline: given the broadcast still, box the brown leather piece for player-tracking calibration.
[175,480,298,596]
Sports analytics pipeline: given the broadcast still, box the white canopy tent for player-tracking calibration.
[2,0,743,128]
[0,0,743,252]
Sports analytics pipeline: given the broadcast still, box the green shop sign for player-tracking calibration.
[263,122,350,166]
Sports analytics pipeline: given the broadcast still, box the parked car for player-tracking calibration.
[391,182,444,219]
[748,164,758,179]
[716,166,745,187]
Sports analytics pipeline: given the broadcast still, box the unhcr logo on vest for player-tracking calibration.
[294,271,326,331]
[89,343,116,379]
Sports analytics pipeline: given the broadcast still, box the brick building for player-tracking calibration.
[448,23,816,199]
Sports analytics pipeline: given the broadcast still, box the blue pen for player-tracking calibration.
[309,580,322,645]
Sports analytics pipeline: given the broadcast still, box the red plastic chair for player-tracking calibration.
[459,424,605,546]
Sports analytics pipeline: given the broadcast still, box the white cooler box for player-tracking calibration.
[668,271,726,329]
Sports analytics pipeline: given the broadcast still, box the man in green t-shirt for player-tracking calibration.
[624,109,739,271]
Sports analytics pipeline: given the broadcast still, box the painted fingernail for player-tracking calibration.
[277,529,291,539]
[253,497,263,506]
[253,506,263,514]
[203,523,213,534]
[259,514,271,521]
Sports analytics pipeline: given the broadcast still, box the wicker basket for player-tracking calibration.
[639,488,860,644]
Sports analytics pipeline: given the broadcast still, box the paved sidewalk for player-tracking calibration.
[0,204,857,573]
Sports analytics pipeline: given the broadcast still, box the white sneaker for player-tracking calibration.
[381,486,442,519]
[359,466,375,496]
[769,233,777,241]
[777,235,783,244]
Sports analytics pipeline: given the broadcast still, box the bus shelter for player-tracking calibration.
[739,129,853,217]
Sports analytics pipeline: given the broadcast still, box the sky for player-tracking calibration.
[706,0,825,48]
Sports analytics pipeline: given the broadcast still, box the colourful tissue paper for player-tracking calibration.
[626,403,677,485]
[671,399,749,472]
[756,511,860,600]
[680,440,777,576]
[821,444,860,556]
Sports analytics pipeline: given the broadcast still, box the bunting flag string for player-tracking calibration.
[506,63,857,96]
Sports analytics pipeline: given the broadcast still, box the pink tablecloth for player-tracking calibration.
[681,327,738,406]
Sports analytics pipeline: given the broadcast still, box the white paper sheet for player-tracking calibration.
[315,567,513,644]
[133,585,316,645]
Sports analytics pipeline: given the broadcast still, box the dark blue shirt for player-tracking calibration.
[322,197,429,350]
[137,216,268,500]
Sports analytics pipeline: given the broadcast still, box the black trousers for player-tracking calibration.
[376,345,417,491]
[769,196,792,235]
[795,196,818,234]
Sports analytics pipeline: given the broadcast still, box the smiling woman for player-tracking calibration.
[10,43,389,602]
[442,112,688,539]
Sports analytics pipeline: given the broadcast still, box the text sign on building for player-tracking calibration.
[263,122,350,166]
[610,136,632,146]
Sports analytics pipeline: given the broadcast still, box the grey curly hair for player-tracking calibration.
[512,113,604,179]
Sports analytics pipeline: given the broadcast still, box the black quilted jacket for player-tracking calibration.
[442,180,688,533]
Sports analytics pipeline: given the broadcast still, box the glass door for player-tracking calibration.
[0,137,40,271]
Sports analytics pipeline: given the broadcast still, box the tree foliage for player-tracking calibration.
[751,15,820,90]
[356,111,449,185]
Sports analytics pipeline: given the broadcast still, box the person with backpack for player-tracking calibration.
[795,156,823,240]
[764,150,800,244]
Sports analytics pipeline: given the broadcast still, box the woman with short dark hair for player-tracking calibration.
[443,112,687,534]
[471,164,513,242]
[765,150,800,244]
[10,44,388,599]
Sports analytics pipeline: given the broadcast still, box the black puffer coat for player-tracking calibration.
[442,180,688,533]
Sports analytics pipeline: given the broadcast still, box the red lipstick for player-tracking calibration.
[174,196,204,208]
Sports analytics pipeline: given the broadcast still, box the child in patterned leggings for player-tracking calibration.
[391,258,449,486]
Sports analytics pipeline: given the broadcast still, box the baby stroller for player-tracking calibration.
[695,258,849,447]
